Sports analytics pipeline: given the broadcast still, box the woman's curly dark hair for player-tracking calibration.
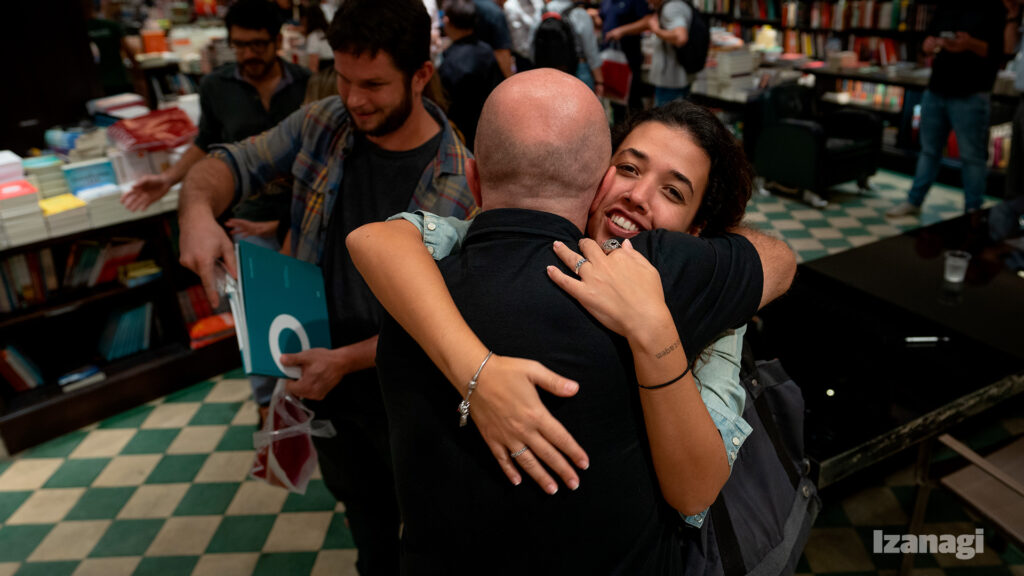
[611,100,753,237]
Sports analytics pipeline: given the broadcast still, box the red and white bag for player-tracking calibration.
[251,379,336,494]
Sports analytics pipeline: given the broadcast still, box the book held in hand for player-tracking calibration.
[225,242,331,379]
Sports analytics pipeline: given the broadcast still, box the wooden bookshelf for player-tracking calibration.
[0,209,241,456]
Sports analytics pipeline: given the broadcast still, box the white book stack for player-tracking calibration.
[39,194,91,237]
[23,155,70,199]
[0,180,48,247]
[0,151,24,184]
[78,184,133,228]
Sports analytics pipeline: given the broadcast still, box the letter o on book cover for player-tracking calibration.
[270,314,310,379]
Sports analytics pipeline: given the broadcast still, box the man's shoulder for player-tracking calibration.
[201,64,238,89]
[282,60,312,84]
[662,0,692,21]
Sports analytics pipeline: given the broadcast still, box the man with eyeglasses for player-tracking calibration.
[124,0,309,418]
[121,0,309,216]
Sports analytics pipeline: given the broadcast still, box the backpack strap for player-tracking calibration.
[751,384,801,487]
[710,496,747,576]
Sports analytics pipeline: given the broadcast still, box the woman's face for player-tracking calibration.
[586,121,710,243]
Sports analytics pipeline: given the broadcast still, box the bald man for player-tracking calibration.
[372,69,780,574]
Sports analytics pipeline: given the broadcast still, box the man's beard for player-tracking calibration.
[241,58,274,80]
[361,83,414,138]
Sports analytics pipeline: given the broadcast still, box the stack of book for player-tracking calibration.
[98,302,153,362]
[62,158,133,228]
[22,155,70,199]
[0,180,48,247]
[39,194,91,237]
[0,151,24,183]
[0,346,44,391]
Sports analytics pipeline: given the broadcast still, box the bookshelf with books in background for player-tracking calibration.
[777,0,1018,193]
[0,105,242,455]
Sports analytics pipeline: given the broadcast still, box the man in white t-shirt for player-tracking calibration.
[648,0,692,105]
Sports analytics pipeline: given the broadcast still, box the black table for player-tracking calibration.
[752,212,1024,489]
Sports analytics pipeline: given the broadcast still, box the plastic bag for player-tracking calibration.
[251,379,336,494]
[600,43,632,104]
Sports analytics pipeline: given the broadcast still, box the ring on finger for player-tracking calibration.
[510,446,529,459]
[574,258,588,275]
[601,239,622,252]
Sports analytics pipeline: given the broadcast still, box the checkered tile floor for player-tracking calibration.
[0,374,357,576]
[744,169,997,263]
[0,169,1018,576]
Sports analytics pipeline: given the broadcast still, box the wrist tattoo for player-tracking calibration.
[655,339,680,359]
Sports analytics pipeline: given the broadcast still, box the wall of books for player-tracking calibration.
[778,0,935,62]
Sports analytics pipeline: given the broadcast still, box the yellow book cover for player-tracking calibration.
[39,194,87,216]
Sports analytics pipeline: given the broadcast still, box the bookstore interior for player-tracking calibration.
[0,0,1022,574]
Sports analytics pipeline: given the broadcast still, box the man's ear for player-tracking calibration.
[412,60,435,96]
[466,158,482,209]
[589,165,616,216]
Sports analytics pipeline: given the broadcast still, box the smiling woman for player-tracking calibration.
[345,97,767,515]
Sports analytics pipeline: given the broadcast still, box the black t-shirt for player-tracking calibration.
[322,129,443,350]
[87,18,132,95]
[927,0,1005,97]
[439,35,504,150]
[376,208,763,575]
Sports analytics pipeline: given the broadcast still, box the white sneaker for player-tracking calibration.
[886,202,922,217]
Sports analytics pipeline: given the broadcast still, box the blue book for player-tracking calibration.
[227,242,331,379]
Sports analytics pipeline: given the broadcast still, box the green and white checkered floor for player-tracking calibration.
[0,170,1019,576]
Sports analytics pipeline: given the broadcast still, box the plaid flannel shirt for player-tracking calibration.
[210,96,478,264]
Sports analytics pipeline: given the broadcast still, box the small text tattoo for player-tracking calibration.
[655,339,681,359]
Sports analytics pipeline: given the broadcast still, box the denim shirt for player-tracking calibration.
[390,210,753,527]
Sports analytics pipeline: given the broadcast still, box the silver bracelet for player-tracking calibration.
[458,350,493,427]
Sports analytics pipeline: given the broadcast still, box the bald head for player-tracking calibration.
[474,70,611,217]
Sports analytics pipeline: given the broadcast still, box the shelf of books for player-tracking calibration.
[779,0,934,62]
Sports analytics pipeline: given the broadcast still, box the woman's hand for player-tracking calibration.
[470,355,589,494]
[547,238,672,339]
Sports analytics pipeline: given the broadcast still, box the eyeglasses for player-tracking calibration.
[230,39,273,52]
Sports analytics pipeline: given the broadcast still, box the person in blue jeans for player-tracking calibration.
[887,0,1006,217]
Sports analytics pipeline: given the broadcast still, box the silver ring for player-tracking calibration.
[510,446,529,459]
[574,258,588,275]
[601,239,622,252]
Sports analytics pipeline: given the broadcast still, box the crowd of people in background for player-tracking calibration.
[80,0,1024,573]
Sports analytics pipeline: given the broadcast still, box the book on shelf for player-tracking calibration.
[225,241,331,379]
[0,346,44,391]
[98,302,153,362]
[119,259,162,287]
[58,364,107,393]
[59,238,145,290]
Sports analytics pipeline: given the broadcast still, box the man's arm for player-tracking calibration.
[605,18,650,42]
[177,157,238,306]
[731,226,797,309]
[123,145,206,212]
[648,11,689,47]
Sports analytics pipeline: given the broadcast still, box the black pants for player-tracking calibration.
[308,368,400,576]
